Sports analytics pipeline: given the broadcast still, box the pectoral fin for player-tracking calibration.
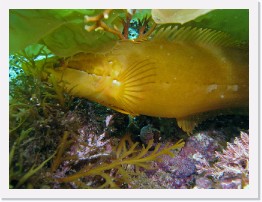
[114,58,156,115]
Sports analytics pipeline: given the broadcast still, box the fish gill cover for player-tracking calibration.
[9,9,249,189]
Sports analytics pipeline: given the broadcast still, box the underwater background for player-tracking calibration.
[9,9,249,189]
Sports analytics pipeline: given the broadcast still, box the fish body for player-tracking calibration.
[51,27,248,131]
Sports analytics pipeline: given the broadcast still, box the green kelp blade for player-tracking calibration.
[9,9,120,57]
[186,9,249,42]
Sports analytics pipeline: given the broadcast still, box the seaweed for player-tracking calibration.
[9,44,78,188]
[54,134,184,188]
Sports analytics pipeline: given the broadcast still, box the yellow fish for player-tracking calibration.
[51,26,249,133]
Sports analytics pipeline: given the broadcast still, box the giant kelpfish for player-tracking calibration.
[50,26,249,134]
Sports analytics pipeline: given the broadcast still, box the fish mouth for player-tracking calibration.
[62,52,108,78]
[51,65,107,98]
[64,65,104,79]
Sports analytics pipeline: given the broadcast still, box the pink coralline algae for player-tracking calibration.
[142,131,249,189]
[144,132,221,189]
[196,131,249,189]
[50,105,249,189]
[52,109,114,188]
[73,128,112,161]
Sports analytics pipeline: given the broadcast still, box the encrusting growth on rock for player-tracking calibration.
[54,134,184,188]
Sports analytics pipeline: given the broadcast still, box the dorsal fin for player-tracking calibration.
[152,25,239,48]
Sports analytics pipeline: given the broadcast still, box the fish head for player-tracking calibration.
[51,52,125,109]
